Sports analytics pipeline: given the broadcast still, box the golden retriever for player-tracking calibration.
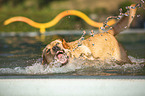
[42,4,137,67]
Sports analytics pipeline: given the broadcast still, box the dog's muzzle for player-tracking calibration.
[54,50,69,65]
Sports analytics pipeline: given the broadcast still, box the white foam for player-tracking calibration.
[0,56,144,75]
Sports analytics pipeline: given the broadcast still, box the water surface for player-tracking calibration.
[0,30,145,76]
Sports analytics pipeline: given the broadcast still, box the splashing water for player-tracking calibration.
[0,1,144,76]
[72,30,86,51]
[0,56,144,75]
[73,30,96,51]
[0,59,85,75]
[101,0,144,32]
[90,30,94,37]
[0,30,144,75]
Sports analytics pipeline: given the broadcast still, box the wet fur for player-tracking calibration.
[42,4,137,65]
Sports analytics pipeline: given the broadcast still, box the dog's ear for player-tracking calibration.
[41,49,47,65]
[62,39,70,49]
[42,55,47,65]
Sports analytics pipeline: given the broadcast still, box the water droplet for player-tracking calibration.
[124,26,127,28]
[83,30,86,35]
[110,27,113,30]
[81,37,84,40]
[91,34,94,37]
[141,0,144,3]
[78,44,81,47]
[124,13,129,16]
[132,6,136,9]
[125,6,129,9]
[137,15,140,17]
[117,17,121,20]
[68,16,70,18]
[100,27,105,31]
[90,30,94,37]
[119,8,123,12]
[136,3,142,8]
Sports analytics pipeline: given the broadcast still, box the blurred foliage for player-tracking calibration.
[0,9,90,32]
[0,0,24,6]
[0,0,144,32]
[0,0,71,11]
[0,0,67,8]
[0,0,96,32]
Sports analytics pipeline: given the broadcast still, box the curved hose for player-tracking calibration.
[4,10,116,34]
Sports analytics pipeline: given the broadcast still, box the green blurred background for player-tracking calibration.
[0,0,144,32]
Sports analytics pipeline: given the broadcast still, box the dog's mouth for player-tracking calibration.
[55,50,69,65]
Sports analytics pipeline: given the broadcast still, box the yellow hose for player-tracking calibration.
[4,10,116,34]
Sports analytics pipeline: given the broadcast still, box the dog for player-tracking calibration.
[42,4,137,67]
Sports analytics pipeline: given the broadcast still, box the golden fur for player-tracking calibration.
[42,4,137,66]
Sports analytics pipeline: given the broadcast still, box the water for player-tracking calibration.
[0,30,145,76]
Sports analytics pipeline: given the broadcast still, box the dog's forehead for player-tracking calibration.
[46,39,62,48]
[51,40,62,45]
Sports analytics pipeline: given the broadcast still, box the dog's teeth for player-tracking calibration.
[56,51,63,54]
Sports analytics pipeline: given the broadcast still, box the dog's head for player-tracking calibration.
[42,39,70,66]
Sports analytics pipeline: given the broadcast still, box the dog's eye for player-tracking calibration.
[56,43,60,46]
[46,49,50,53]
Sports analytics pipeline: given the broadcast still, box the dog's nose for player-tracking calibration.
[52,46,60,52]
